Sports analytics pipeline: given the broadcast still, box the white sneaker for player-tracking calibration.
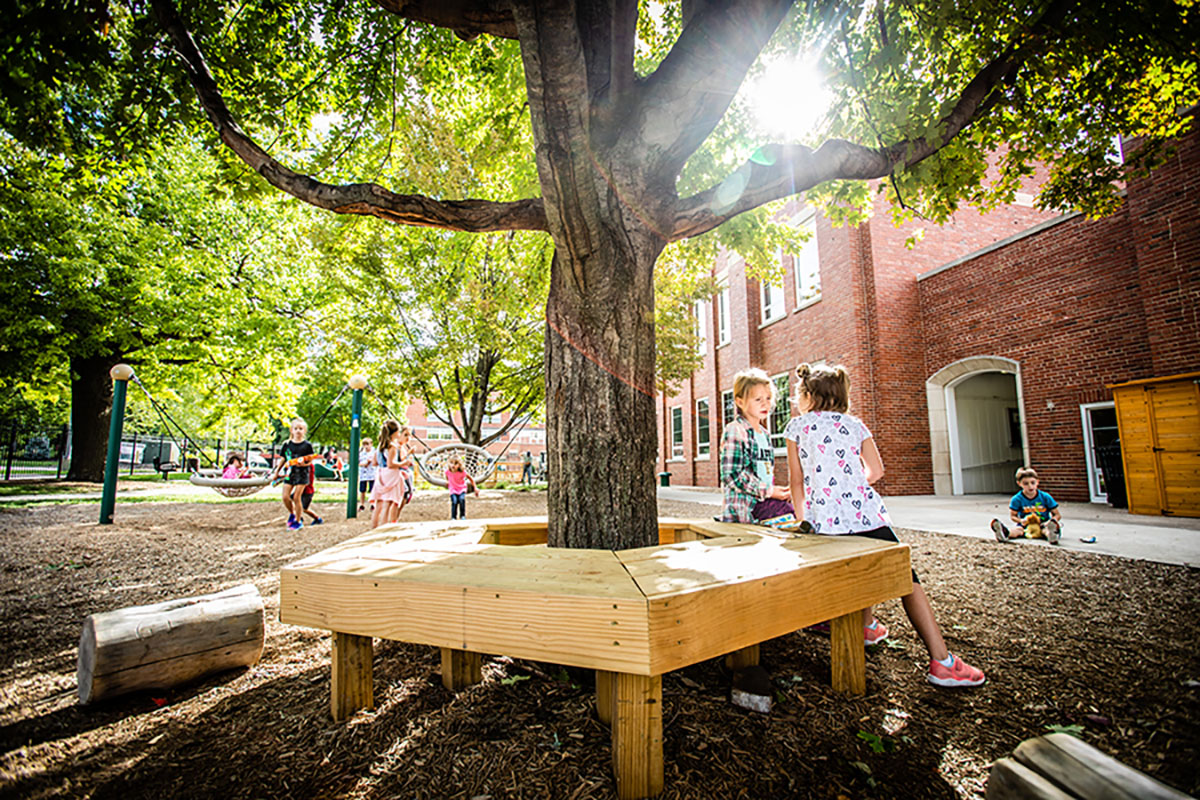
[1045,519,1061,545]
[990,519,1010,543]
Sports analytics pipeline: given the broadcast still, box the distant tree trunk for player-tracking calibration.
[67,353,115,482]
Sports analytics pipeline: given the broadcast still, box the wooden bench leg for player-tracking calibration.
[331,632,373,721]
[830,610,866,694]
[596,669,615,725]
[724,643,760,670]
[611,672,663,800]
[440,647,483,691]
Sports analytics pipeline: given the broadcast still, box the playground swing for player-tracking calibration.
[368,389,534,490]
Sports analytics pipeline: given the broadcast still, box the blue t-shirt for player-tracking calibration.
[1010,489,1058,522]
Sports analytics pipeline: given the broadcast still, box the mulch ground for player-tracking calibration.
[1,490,1197,799]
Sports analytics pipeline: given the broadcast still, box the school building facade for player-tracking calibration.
[656,124,1200,508]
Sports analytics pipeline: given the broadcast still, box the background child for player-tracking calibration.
[358,436,376,512]
[445,456,478,519]
[784,362,985,688]
[300,465,323,525]
[992,467,1062,544]
[221,453,251,479]
[719,368,792,524]
[279,418,314,532]
[369,422,411,528]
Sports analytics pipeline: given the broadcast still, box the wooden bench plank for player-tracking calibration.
[987,757,1076,800]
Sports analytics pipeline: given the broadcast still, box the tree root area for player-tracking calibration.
[1,493,1196,799]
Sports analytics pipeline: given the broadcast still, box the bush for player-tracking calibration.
[23,435,52,460]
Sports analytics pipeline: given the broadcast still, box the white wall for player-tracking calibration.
[953,372,1022,493]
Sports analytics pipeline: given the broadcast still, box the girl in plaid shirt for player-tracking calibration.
[719,369,792,523]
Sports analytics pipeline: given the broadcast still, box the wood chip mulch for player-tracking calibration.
[1,491,1197,799]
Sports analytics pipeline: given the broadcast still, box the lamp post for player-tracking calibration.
[346,375,368,519]
[99,363,134,525]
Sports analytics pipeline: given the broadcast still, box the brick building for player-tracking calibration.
[657,125,1200,504]
[402,398,546,478]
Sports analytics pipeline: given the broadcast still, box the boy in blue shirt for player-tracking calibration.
[991,467,1062,544]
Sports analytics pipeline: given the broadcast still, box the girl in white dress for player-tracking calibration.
[784,363,985,688]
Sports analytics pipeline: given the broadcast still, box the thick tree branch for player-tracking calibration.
[371,0,517,40]
[635,0,793,179]
[151,0,546,233]
[671,0,1074,240]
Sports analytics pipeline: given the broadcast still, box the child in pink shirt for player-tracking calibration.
[445,456,478,520]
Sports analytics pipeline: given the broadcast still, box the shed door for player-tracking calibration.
[1115,389,1159,515]
[1149,380,1200,517]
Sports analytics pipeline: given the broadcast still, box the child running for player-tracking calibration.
[279,418,315,531]
[784,363,986,688]
[718,368,792,524]
[445,456,479,519]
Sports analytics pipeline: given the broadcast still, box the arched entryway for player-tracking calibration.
[926,357,1026,495]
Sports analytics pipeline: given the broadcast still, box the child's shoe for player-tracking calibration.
[287,519,302,531]
[287,513,296,525]
[927,654,986,687]
[864,620,889,646]
[990,519,1010,543]
[1044,519,1061,545]
[311,517,324,525]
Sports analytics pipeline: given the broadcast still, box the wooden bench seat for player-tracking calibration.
[280,517,912,799]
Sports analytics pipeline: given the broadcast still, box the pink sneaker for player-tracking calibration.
[864,621,889,646]
[927,654,985,687]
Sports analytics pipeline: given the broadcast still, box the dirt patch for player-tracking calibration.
[1,490,1197,799]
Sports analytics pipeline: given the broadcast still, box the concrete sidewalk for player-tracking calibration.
[658,485,1200,567]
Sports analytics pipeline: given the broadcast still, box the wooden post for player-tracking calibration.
[830,609,866,694]
[611,672,663,800]
[440,647,482,691]
[595,669,615,725]
[724,643,760,670]
[331,632,373,721]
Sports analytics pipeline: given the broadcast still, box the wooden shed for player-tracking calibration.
[1109,372,1200,517]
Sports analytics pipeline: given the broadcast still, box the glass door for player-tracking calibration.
[1081,403,1118,502]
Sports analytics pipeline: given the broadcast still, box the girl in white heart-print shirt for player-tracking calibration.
[783,362,986,688]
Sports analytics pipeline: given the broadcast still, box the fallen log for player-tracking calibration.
[77,584,265,705]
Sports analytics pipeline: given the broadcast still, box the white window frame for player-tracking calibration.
[769,373,790,454]
[695,397,711,458]
[760,280,785,326]
[721,389,736,429]
[716,287,731,346]
[1080,401,1117,503]
[694,299,708,356]
[670,406,684,460]
[792,212,822,310]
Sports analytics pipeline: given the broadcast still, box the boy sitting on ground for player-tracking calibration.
[991,466,1062,544]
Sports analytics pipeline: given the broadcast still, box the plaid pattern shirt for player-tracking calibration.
[719,418,773,522]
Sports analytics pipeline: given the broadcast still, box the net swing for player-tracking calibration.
[369,389,534,489]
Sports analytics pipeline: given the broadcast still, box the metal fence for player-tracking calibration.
[0,423,72,480]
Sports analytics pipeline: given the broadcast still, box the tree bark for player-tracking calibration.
[67,353,116,482]
[511,0,667,549]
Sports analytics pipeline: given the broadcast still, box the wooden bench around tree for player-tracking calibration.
[279,517,912,800]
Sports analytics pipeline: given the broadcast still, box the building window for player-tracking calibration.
[670,407,684,459]
[695,398,710,457]
[761,280,785,324]
[722,390,736,428]
[716,287,730,345]
[425,428,455,441]
[793,213,821,306]
[770,374,790,450]
[694,300,708,356]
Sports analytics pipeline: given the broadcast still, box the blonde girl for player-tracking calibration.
[280,418,314,531]
[369,421,408,528]
[784,362,985,688]
[718,368,791,523]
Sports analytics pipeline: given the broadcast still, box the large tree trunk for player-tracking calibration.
[513,0,666,549]
[67,353,116,482]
